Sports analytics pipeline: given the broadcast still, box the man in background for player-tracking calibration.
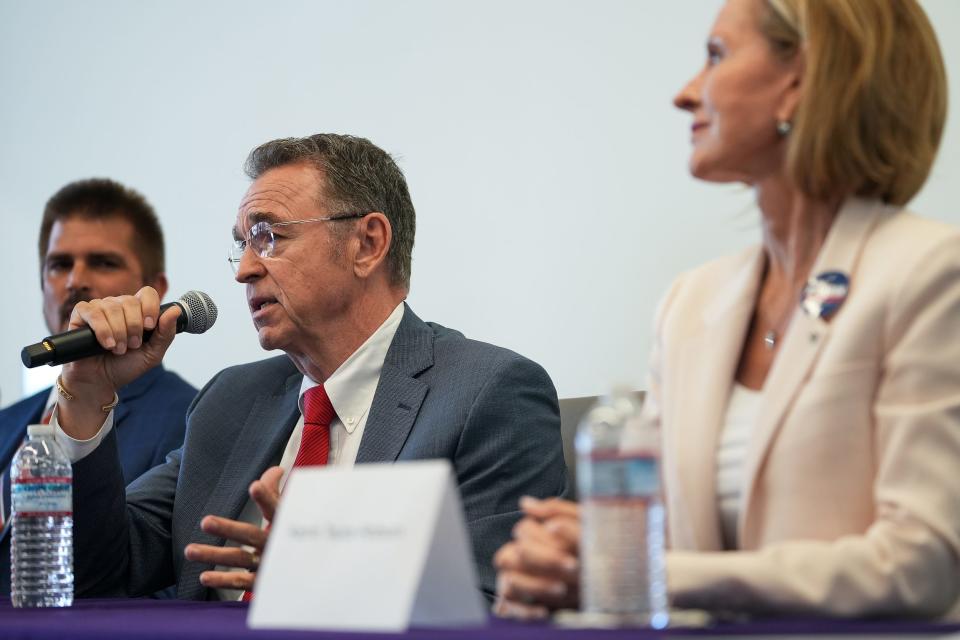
[0,178,197,595]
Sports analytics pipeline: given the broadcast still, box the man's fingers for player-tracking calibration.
[184,543,260,571]
[100,300,131,354]
[249,466,283,523]
[135,286,161,330]
[155,303,182,340]
[157,301,182,331]
[199,515,267,549]
[493,541,520,571]
[260,465,284,489]
[544,516,581,551]
[198,569,255,591]
[72,301,119,350]
[68,288,167,355]
[120,296,145,349]
[137,302,181,359]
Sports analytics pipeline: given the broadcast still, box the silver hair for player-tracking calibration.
[244,134,415,289]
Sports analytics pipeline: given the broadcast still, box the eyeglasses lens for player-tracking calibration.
[249,222,274,258]
[228,222,272,275]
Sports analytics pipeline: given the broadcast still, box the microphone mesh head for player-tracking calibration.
[178,291,218,334]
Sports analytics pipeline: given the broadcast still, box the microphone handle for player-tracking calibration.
[20,301,186,368]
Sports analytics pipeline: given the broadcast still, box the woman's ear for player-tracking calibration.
[776,47,805,125]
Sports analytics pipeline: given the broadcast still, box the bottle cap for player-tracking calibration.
[27,424,55,438]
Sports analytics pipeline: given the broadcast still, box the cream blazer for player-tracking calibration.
[652,198,960,617]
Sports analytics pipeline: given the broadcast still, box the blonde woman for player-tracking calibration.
[495,0,960,618]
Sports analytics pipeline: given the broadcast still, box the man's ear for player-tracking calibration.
[352,212,392,279]
[147,272,170,301]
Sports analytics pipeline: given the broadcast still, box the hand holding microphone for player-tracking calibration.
[21,289,217,368]
[24,287,217,441]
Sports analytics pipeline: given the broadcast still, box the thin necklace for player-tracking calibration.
[763,329,778,350]
[758,298,795,351]
[756,255,813,351]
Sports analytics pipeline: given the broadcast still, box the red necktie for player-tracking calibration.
[293,385,335,467]
[242,385,335,602]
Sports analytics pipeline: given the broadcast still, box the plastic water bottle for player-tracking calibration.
[575,388,668,628]
[10,423,74,607]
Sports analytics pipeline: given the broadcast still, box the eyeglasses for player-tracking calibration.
[228,213,369,274]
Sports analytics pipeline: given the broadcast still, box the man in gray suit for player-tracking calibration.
[54,134,566,601]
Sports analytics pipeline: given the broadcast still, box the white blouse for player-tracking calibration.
[715,383,763,549]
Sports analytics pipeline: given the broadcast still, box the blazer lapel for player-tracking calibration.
[739,198,889,544]
[355,304,432,464]
[178,369,302,599]
[670,248,764,551]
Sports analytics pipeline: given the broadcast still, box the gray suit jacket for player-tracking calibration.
[73,304,565,600]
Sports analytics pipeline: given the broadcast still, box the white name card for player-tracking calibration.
[247,460,487,632]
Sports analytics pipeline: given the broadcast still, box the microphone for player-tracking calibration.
[21,290,218,369]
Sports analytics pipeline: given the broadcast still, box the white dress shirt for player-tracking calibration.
[53,389,115,463]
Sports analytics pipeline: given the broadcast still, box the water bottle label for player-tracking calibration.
[12,477,72,516]
[588,454,659,498]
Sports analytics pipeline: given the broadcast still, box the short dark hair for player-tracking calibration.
[244,134,415,289]
[39,178,166,282]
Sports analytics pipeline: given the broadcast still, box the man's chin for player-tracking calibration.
[256,328,285,352]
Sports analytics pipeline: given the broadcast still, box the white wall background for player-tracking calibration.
[1,0,958,406]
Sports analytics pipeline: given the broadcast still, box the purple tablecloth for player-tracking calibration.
[1,598,959,639]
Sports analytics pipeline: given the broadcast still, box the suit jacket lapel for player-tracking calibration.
[739,198,889,544]
[178,368,302,599]
[355,304,432,464]
[199,375,302,519]
[671,248,764,550]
